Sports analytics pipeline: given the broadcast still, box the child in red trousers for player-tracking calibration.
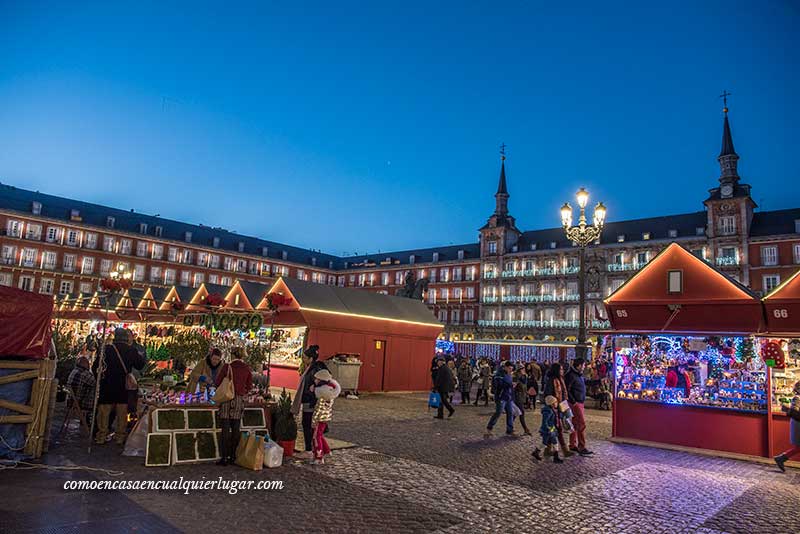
[311,369,341,465]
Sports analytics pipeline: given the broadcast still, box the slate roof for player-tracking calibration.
[720,113,737,157]
[518,211,708,251]
[0,183,343,268]
[278,277,441,326]
[342,243,481,268]
[750,208,800,237]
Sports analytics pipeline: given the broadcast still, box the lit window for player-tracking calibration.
[617,235,625,243]
[668,229,678,238]
[763,275,780,293]
[184,231,192,243]
[31,201,42,215]
[488,241,497,254]
[668,270,682,293]
[718,216,736,235]
[212,237,220,248]
[550,242,557,249]
[760,246,778,266]
[642,232,651,240]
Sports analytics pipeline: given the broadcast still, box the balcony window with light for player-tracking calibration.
[642,232,651,240]
[760,245,778,266]
[381,272,389,285]
[133,264,145,281]
[152,244,164,260]
[19,276,34,292]
[46,227,60,243]
[31,201,42,215]
[237,259,247,272]
[120,239,132,255]
[168,247,178,262]
[100,259,113,276]
[464,310,474,324]
[193,273,204,287]
[180,271,191,286]
[102,236,115,252]
[209,274,219,284]
[487,241,497,254]
[136,242,148,257]
[66,229,80,246]
[84,233,97,249]
[41,251,57,269]
[453,267,462,281]
[164,269,176,285]
[451,310,460,324]
[636,252,648,266]
[63,254,76,272]
[59,281,73,295]
[81,256,94,274]
[0,273,11,287]
[150,266,162,283]
[39,279,54,295]
[79,282,93,294]
[183,249,193,264]
[718,216,736,235]
[1,245,16,265]
[763,275,780,293]
[25,224,41,240]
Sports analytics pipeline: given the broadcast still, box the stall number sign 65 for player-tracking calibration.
[773,309,789,319]
[615,310,628,317]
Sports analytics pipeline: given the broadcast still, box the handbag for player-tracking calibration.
[511,402,522,417]
[428,391,441,408]
[212,363,235,404]
[527,386,538,397]
[235,433,264,471]
[111,345,138,391]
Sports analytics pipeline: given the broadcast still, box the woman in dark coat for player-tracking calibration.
[291,345,329,458]
[92,328,144,445]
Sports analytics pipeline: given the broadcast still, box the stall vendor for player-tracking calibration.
[187,347,223,394]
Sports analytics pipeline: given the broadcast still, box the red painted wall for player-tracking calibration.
[771,413,794,456]
[614,399,769,457]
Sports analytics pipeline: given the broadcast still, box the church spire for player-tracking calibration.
[717,91,739,185]
[495,143,509,216]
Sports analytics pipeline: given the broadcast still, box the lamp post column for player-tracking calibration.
[577,243,587,360]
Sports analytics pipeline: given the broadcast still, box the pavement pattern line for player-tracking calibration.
[301,447,759,534]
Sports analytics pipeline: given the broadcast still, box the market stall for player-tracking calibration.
[603,243,770,458]
[760,268,800,459]
[0,285,57,459]
[263,277,443,391]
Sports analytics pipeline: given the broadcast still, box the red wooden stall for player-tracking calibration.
[761,268,800,459]
[263,277,443,392]
[604,243,770,458]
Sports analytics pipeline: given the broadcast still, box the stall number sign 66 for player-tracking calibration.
[773,309,789,319]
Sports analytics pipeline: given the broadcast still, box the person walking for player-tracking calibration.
[92,328,144,445]
[457,359,473,405]
[513,367,532,435]
[533,395,563,463]
[484,361,515,437]
[565,358,593,456]
[292,345,329,459]
[543,362,574,458]
[434,358,455,419]
[474,358,491,406]
[214,347,253,466]
[311,369,341,465]
[775,381,800,472]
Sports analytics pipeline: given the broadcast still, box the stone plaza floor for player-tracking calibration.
[2,393,799,533]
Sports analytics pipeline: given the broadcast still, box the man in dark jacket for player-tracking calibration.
[485,361,515,437]
[434,359,455,419]
[92,328,145,445]
[564,358,592,456]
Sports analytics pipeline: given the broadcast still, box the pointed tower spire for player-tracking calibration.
[495,143,509,216]
[717,91,739,185]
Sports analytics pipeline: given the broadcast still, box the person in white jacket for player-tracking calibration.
[311,369,341,465]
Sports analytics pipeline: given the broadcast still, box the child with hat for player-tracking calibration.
[533,395,563,464]
[311,369,341,464]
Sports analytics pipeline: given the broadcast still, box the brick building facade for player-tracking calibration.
[1,107,799,342]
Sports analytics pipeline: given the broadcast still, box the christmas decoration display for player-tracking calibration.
[615,334,767,412]
[100,277,132,292]
[203,292,227,307]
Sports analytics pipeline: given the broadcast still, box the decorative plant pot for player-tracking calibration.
[278,440,295,457]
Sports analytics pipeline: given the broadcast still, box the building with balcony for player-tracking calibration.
[1,104,799,343]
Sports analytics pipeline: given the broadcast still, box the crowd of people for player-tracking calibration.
[431,354,607,463]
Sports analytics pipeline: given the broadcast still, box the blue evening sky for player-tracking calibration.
[1,1,798,256]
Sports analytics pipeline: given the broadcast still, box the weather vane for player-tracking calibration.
[719,90,731,112]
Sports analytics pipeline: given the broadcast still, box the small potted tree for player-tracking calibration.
[272,389,297,457]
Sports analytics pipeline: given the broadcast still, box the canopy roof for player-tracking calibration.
[0,285,53,359]
[763,268,800,335]
[270,277,442,328]
[604,242,763,334]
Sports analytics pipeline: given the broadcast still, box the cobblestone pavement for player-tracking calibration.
[2,393,799,534]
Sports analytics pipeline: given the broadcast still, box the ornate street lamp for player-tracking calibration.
[560,188,607,359]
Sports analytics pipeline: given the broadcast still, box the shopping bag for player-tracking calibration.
[235,433,264,471]
[559,399,571,413]
[212,365,234,404]
[263,440,284,468]
[235,431,250,460]
[452,391,462,405]
[428,391,441,408]
[511,402,522,417]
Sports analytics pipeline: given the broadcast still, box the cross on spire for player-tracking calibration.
[720,90,732,112]
[499,142,507,161]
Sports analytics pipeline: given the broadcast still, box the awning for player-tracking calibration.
[0,285,53,359]
[603,243,763,334]
[763,268,800,335]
